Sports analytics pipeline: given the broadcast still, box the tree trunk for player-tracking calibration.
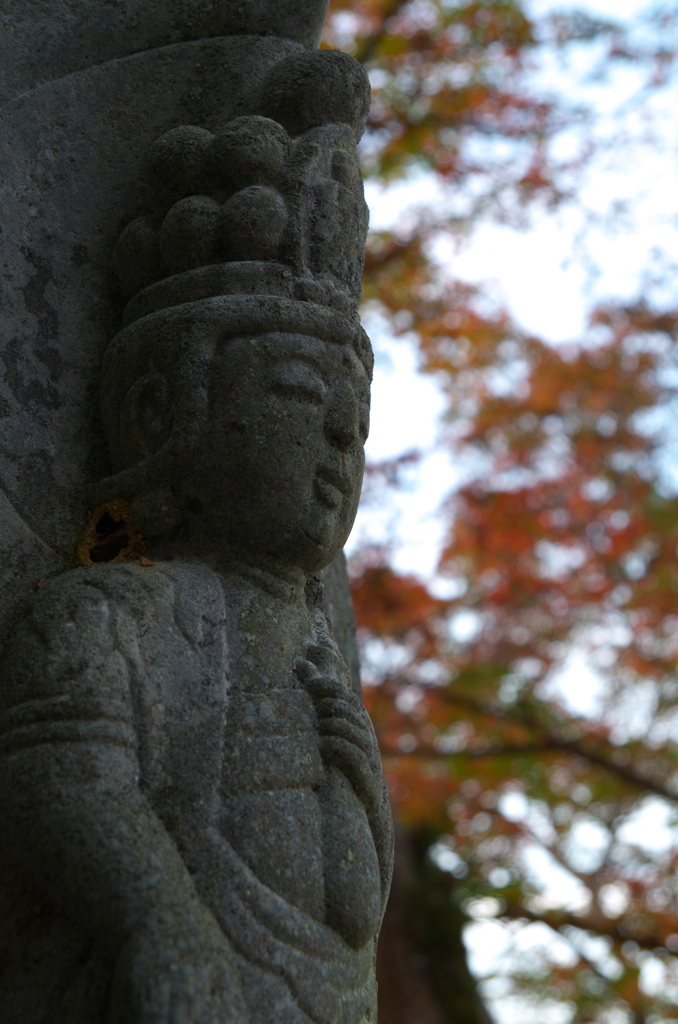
[377,824,494,1024]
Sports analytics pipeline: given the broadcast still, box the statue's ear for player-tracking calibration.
[119,373,173,464]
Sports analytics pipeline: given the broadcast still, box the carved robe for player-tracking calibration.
[0,562,393,1024]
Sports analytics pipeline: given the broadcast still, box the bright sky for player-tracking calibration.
[348,1,678,1018]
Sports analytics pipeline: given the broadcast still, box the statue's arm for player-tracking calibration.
[369,778,395,918]
[297,640,394,923]
[0,577,246,1022]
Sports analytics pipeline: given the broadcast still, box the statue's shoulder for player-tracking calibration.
[6,563,166,645]
[0,561,227,753]
[11,560,221,633]
[0,562,220,708]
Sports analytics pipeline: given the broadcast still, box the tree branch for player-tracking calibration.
[379,735,677,803]
[501,901,669,955]
[392,688,678,804]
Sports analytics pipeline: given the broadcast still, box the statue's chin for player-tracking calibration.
[155,519,346,580]
[292,517,354,574]
[264,535,347,578]
[257,532,349,579]
[217,506,354,576]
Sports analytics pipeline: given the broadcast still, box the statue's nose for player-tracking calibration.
[324,386,359,453]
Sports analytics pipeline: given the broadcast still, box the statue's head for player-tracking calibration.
[95,48,373,575]
[98,301,371,574]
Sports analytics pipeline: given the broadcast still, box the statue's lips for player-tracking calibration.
[314,478,343,509]
[314,468,350,509]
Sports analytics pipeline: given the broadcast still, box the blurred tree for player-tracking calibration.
[325,1,678,1022]
[355,299,678,1024]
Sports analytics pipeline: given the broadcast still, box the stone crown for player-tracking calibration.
[113,50,372,328]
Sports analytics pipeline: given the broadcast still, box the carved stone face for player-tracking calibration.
[178,332,370,574]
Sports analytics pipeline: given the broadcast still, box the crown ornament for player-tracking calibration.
[113,50,372,333]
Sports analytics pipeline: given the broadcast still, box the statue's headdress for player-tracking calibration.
[97,47,373,518]
[109,49,373,373]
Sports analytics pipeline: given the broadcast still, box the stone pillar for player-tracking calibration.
[0,3,392,1021]
[0,0,347,638]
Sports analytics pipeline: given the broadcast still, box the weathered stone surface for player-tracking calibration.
[0,7,392,1022]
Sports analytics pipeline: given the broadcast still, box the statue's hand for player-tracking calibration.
[109,903,247,1024]
[296,649,383,816]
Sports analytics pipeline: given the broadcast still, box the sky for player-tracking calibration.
[347,0,678,1017]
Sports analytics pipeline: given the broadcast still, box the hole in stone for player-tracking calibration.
[89,532,131,563]
[95,511,125,538]
[79,499,147,567]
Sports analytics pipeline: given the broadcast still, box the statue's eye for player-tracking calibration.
[269,362,325,404]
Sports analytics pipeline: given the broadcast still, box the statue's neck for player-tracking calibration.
[147,532,308,602]
[217,570,313,692]
[147,537,314,689]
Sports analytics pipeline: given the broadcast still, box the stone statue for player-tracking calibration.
[0,15,393,1024]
